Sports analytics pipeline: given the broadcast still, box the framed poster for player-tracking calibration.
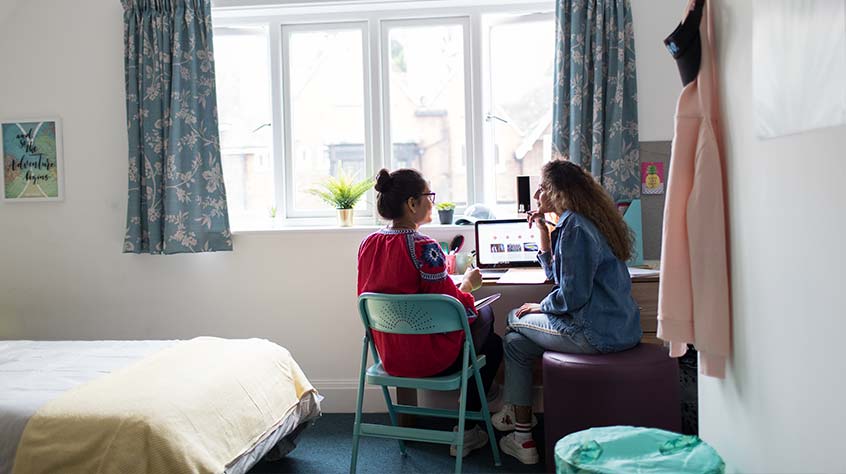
[1,118,64,202]
[641,161,664,195]
[753,0,846,138]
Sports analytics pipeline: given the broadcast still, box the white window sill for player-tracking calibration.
[231,220,474,235]
[230,207,521,235]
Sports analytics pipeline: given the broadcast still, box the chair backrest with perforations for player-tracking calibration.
[358,293,470,335]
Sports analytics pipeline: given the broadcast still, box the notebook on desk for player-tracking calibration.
[451,267,657,285]
[495,267,548,284]
[449,268,549,284]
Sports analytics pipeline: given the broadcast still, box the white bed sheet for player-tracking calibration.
[0,340,176,474]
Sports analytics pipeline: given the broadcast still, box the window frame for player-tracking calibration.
[482,11,556,213]
[212,0,554,227]
[380,15,474,206]
[214,24,276,225]
[280,21,373,218]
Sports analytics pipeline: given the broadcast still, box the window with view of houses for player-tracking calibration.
[213,2,555,229]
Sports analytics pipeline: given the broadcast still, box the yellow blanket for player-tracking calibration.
[13,337,316,474]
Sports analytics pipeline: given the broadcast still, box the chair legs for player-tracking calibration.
[454,343,470,474]
[352,341,499,474]
[350,337,369,474]
[472,361,502,467]
[380,386,407,455]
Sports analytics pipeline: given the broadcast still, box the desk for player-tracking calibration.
[449,267,660,343]
[464,269,659,344]
[397,269,661,423]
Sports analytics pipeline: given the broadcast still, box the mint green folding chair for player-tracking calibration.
[350,293,502,474]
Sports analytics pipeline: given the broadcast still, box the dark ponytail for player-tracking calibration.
[375,168,427,220]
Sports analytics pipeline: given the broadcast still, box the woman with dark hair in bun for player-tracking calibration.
[357,168,503,458]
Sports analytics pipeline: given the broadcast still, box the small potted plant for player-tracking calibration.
[307,171,374,227]
[436,201,456,225]
[268,205,278,228]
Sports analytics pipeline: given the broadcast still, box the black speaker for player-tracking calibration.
[516,175,540,214]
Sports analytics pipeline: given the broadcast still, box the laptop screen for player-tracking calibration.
[474,219,542,268]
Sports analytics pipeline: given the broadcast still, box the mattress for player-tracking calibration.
[0,340,320,474]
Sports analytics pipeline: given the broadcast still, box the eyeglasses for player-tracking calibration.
[421,192,436,203]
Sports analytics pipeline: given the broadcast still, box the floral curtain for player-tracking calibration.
[122,0,232,254]
[552,0,640,202]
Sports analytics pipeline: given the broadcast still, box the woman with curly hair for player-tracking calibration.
[492,160,642,464]
[357,168,503,458]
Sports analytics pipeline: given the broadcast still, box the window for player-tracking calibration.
[214,25,274,229]
[213,2,555,228]
[487,13,555,214]
[283,23,369,215]
[384,19,469,205]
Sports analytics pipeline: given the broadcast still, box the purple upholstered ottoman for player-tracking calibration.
[542,343,681,471]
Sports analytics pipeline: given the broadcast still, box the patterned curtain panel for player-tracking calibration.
[552,0,640,202]
[121,0,232,254]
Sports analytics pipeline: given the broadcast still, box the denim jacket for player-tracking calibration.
[538,210,642,352]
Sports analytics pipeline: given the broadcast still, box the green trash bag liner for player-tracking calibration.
[555,426,725,474]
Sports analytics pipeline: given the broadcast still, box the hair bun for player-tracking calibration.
[374,169,393,193]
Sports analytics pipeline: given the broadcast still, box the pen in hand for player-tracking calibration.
[527,210,547,229]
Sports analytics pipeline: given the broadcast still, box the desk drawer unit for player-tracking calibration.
[631,278,659,344]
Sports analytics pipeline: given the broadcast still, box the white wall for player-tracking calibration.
[4,1,842,469]
[0,1,21,27]
[632,0,688,141]
[0,0,682,412]
[700,1,846,472]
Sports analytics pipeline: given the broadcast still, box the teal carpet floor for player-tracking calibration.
[249,413,548,474]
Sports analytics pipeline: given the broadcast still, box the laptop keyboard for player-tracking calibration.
[480,268,509,277]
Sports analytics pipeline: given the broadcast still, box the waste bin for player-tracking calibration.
[555,426,724,474]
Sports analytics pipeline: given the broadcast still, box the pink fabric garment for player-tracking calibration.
[658,0,731,378]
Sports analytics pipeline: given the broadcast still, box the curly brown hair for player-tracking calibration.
[542,160,633,262]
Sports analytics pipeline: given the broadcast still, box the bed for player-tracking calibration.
[0,338,321,474]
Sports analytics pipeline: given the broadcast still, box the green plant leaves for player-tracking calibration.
[306,170,375,209]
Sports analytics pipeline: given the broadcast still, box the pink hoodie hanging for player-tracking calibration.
[657,0,732,378]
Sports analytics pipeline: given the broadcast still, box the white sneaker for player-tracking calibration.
[499,432,540,465]
[491,404,538,432]
[449,425,489,458]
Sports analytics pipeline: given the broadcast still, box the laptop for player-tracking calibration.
[474,219,541,277]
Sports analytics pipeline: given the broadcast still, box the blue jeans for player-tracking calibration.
[503,309,597,407]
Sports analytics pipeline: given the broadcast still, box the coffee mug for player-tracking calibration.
[454,253,472,274]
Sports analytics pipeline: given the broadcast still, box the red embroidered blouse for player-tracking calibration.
[357,228,477,377]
